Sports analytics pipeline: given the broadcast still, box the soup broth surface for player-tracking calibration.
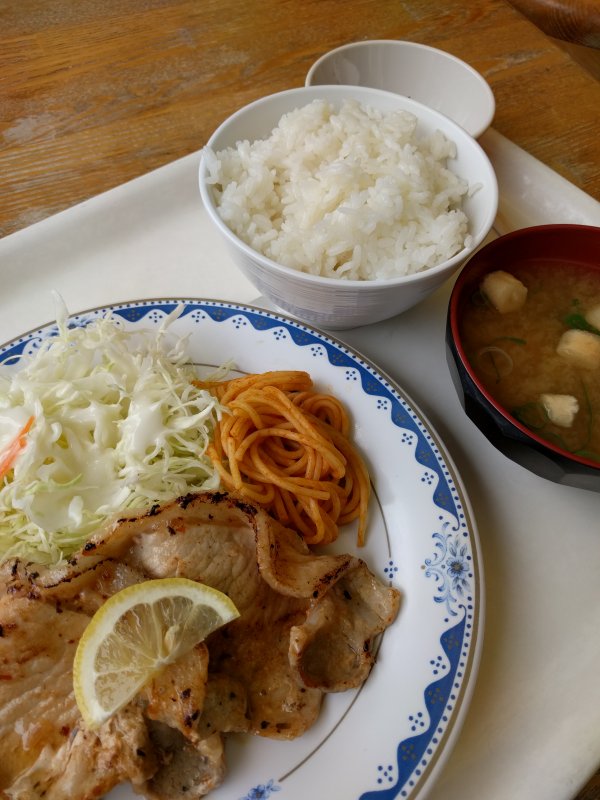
[460,260,600,461]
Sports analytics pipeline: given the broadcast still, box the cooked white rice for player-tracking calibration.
[204,99,472,281]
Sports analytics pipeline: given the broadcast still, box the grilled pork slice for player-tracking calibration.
[0,596,156,799]
[0,490,400,799]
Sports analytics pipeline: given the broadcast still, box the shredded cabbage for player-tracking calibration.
[0,303,223,566]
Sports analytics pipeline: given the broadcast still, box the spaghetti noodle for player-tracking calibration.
[196,371,370,546]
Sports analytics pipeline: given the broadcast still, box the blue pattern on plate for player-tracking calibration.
[359,615,467,800]
[359,516,474,799]
[425,527,473,617]
[238,779,281,799]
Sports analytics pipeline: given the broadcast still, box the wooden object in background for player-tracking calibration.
[507,0,600,47]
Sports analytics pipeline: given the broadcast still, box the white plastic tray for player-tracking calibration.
[0,129,599,800]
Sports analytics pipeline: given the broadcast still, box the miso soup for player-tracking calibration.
[459,261,600,462]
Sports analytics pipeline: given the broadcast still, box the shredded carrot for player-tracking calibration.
[195,372,370,546]
[0,416,35,481]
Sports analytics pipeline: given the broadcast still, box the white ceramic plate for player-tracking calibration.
[1,299,484,800]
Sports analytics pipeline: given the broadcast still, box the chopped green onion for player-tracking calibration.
[512,402,546,431]
[563,312,600,336]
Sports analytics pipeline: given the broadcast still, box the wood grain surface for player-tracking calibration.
[508,0,600,47]
[1,0,599,239]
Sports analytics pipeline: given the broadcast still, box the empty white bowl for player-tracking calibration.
[306,40,495,139]
[198,85,498,330]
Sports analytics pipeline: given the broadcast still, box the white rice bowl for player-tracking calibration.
[198,86,498,329]
[204,99,473,281]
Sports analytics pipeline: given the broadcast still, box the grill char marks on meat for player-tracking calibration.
[0,490,400,799]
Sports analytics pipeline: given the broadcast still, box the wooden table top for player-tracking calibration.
[1,0,599,240]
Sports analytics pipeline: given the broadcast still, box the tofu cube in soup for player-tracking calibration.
[584,304,600,330]
[481,270,528,313]
[556,329,600,370]
[540,393,579,427]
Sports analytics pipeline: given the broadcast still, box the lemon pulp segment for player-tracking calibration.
[73,577,239,728]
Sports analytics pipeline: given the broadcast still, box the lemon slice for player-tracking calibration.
[73,577,239,729]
